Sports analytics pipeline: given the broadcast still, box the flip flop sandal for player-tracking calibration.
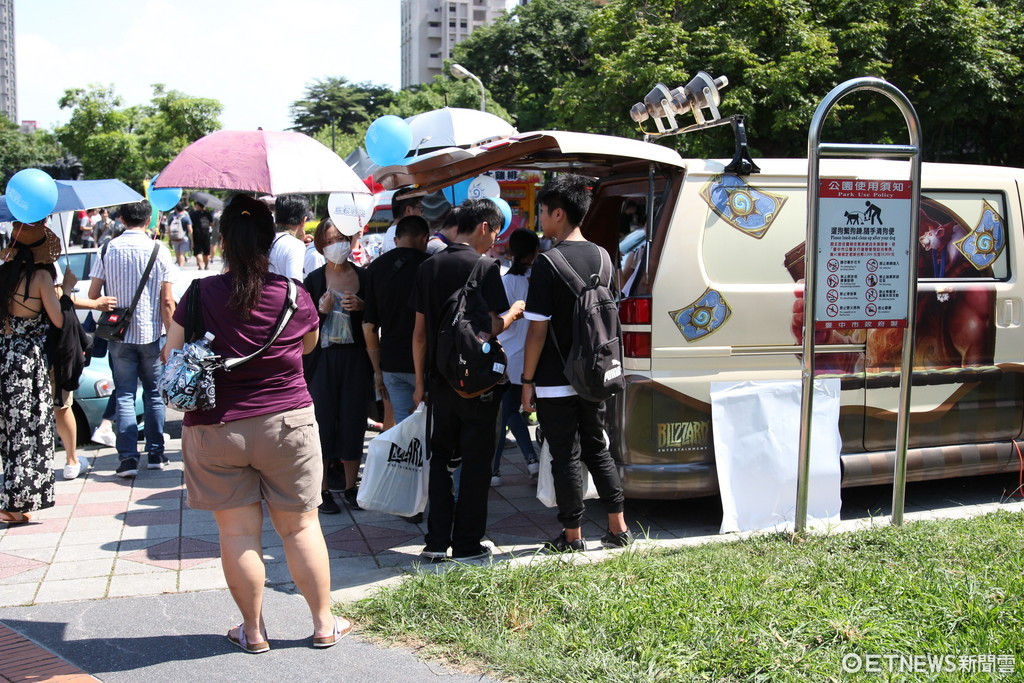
[227,624,270,654]
[0,511,31,525]
[312,616,353,649]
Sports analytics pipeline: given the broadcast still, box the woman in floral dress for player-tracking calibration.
[0,220,64,525]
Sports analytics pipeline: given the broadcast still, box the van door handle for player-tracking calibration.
[997,297,1021,328]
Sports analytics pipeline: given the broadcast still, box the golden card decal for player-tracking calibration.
[815,179,913,331]
[954,199,1006,271]
[700,174,787,239]
[669,288,732,342]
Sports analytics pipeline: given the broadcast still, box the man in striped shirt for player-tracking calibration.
[88,200,178,478]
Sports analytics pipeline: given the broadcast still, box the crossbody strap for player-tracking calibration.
[119,243,161,319]
[221,280,299,372]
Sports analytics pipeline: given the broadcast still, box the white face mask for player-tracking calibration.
[323,241,351,264]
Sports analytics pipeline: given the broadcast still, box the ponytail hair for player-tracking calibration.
[219,194,274,319]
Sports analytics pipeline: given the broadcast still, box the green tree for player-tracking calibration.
[0,120,63,186]
[55,84,222,190]
[384,75,512,122]
[290,77,395,146]
[452,0,597,132]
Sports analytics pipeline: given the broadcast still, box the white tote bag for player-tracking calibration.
[357,403,430,516]
[535,440,600,508]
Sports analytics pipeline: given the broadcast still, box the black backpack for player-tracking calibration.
[436,257,508,398]
[541,245,625,403]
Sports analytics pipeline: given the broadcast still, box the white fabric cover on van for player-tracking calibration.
[710,379,841,534]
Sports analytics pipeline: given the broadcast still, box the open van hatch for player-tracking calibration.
[374,131,686,192]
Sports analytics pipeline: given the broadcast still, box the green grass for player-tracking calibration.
[350,512,1024,681]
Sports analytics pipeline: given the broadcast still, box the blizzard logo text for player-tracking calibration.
[657,421,710,451]
[387,438,424,467]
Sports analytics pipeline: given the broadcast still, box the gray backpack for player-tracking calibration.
[541,245,625,403]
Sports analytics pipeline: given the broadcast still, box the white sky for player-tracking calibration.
[14,0,404,132]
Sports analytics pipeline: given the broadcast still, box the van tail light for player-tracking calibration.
[623,332,651,358]
[619,297,652,325]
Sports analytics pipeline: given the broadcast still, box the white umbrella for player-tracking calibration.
[404,107,517,154]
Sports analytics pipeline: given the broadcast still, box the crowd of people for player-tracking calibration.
[0,173,632,652]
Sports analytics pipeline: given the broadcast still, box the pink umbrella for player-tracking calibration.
[153,129,369,195]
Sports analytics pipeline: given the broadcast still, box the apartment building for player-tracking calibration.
[400,0,506,89]
[0,0,15,123]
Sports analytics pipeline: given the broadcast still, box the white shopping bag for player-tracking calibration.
[535,440,600,508]
[357,403,429,516]
[710,379,842,534]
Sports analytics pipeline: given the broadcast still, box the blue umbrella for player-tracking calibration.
[0,179,144,222]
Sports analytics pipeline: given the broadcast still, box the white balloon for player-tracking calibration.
[328,192,376,236]
[466,175,500,200]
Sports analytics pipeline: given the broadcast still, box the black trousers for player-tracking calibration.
[536,395,624,529]
[309,345,372,464]
[424,378,502,555]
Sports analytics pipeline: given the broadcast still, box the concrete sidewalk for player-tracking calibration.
[1,428,1021,681]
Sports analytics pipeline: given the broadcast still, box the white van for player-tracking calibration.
[377,132,1023,499]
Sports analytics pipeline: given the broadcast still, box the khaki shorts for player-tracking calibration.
[50,369,73,409]
[182,406,323,513]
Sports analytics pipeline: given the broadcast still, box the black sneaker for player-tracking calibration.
[147,454,169,470]
[318,491,341,515]
[342,487,362,510]
[326,464,346,493]
[419,547,448,562]
[450,544,492,561]
[400,512,424,524]
[543,531,586,553]
[601,529,635,548]
[115,458,138,478]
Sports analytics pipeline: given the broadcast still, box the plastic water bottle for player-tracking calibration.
[188,331,216,361]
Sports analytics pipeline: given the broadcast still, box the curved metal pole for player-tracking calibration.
[797,77,922,531]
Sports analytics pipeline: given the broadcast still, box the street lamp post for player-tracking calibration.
[323,110,336,151]
[450,63,485,112]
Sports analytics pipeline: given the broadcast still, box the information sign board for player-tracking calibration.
[814,178,913,330]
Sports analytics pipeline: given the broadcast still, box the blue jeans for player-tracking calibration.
[383,371,417,424]
[109,340,165,462]
[492,384,537,475]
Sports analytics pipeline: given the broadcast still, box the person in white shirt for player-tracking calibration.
[304,239,326,278]
[269,195,309,280]
[380,190,424,254]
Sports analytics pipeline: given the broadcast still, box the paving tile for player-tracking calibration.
[65,516,125,533]
[130,487,184,502]
[52,544,118,563]
[107,572,178,598]
[57,528,122,547]
[80,480,133,493]
[127,497,182,513]
[2,547,55,563]
[123,509,180,527]
[116,538,170,554]
[264,562,295,586]
[34,576,109,604]
[4,517,68,537]
[31,505,75,520]
[119,523,180,541]
[178,567,228,592]
[112,559,176,576]
[180,521,220,536]
[44,558,115,582]
[0,582,38,607]
[0,566,47,585]
[0,532,65,551]
[53,493,81,507]
[77,490,133,504]
[73,501,130,517]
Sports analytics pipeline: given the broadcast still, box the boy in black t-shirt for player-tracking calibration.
[412,199,525,561]
[521,174,633,552]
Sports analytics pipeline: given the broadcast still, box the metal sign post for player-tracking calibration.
[796,78,923,532]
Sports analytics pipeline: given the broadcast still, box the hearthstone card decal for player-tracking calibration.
[670,288,732,342]
[955,199,1005,271]
[700,174,787,239]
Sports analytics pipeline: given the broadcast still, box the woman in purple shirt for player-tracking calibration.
[163,195,350,652]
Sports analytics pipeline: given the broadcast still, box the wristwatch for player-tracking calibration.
[521,376,535,385]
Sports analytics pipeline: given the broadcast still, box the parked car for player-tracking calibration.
[71,353,144,446]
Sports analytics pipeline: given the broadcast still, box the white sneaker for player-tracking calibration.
[527,460,540,477]
[490,475,502,487]
[62,455,89,480]
[91,426,116,447]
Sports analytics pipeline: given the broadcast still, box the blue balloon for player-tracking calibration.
[5,168,58,223]
[443,178,472,206]
[149,182,182,212]
[365,115,413,167]
[487,196,513,231]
